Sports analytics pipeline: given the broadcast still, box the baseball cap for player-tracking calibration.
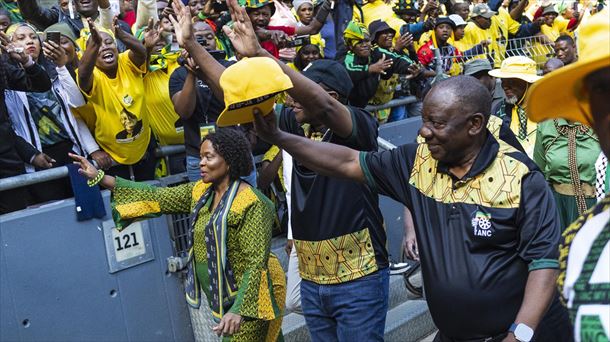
[302,59,353,98]
[471,4,495,19]
[463,58,493,76]
[368,20,395,42]
[448,14,467,27]
[526,8,610,124]
[217,57,293,127]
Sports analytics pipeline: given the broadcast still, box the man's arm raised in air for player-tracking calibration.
[222,0,354,138]
[253,110,365,183]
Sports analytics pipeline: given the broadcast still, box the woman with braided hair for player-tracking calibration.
[70,128,285,341]
[533,119,601,231]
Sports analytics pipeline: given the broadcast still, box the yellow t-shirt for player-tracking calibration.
[353,0,406,41]
[462,8,520,67]
[541,15,571,41]
[79,52,150,165]
[143,61,185,146]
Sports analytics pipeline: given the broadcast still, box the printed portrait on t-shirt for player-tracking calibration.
[116,108,143,143]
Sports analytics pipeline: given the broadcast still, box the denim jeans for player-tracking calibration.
[300,267,389,342]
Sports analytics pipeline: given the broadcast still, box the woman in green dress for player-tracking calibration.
[71,128,285,341]
[533,119,600,231]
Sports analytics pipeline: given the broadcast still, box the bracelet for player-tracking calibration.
[87,170,105,187]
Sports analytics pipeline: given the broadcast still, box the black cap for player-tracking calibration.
[435,17,456,29]
[302,59,353,98]
[368,20,396,42]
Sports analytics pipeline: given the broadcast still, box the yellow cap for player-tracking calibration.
[488,56,542,83]
[525,8,610,125]
[217,57,293,127]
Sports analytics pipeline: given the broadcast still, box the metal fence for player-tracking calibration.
[434,35,556,72]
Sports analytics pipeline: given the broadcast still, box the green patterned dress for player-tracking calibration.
[111,178,286,342]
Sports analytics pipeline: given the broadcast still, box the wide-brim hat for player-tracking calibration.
[217,57,293,127]
[488,56,542,83]
[368,19,395,42]
[525,8,610,124]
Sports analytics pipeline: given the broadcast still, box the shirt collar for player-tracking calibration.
[437,131,499,181]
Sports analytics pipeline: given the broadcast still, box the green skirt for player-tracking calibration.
[551,189,597,232]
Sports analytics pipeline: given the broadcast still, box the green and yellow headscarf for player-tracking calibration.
[343,21,369,47]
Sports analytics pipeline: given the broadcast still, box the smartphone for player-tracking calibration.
[46,31,61,45]
[286,35,311,48]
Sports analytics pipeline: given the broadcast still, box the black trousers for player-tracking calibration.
[433,293,573,342]
[106,137,157,181]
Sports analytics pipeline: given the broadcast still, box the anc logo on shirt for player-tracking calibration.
[471,210,493,238]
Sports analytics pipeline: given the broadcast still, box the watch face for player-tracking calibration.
[514,324,534,342]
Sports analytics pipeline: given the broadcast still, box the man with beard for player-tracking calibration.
[489,56,541,157]
[554,35,577,66]
[525,9,610,341]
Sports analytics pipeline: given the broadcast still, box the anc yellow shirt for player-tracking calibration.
[462,8,520,67]
[143,61,184,146]
[79,52,150,165]
[352,0,406,40]
[510,105,537,158]
[541,16,571,41]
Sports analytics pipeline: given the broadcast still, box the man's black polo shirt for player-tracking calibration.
[280,106,387,284]
[360,132,560,339]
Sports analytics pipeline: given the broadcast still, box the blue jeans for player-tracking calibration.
[300,267,389,342]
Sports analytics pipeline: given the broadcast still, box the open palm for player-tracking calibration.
[222,0,263,58]
[170,0,194,47]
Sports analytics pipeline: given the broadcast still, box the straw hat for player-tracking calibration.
[488,56,542,83]
[525,8,610,124]
[217,57,293,127]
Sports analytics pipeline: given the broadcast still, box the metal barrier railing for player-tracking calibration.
[433,35,555,71]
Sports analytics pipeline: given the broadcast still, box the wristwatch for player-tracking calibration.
[509,323,534,342]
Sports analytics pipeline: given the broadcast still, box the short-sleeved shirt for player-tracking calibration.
[279,106,387,285]
[168,64,227,157]
[360,132,561,339]
[79,52,150,165]
[462,8,520,67]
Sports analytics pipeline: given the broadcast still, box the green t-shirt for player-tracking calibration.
[533,119,600,186]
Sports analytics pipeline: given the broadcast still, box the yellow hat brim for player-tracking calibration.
[216,97,276,127]
[525,55,610,124]
[488,69,542,83]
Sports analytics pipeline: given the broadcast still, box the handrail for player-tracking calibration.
[0,145,186,192]
[0,105,406,191]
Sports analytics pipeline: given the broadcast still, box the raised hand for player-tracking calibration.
[169,0,195,47]
[0,31,30,64]
[87,18,103,47]
[369,54,393,74]
[222,0,264,57]
[113,16,128,40]
[253,108,282,144]
[69,153,99,180]
[394,32,413,52]
[43,40,68,67]
[143,18,162,50]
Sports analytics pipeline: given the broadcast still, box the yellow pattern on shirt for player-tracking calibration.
[79,52,150,165]
[143,60,185,146]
